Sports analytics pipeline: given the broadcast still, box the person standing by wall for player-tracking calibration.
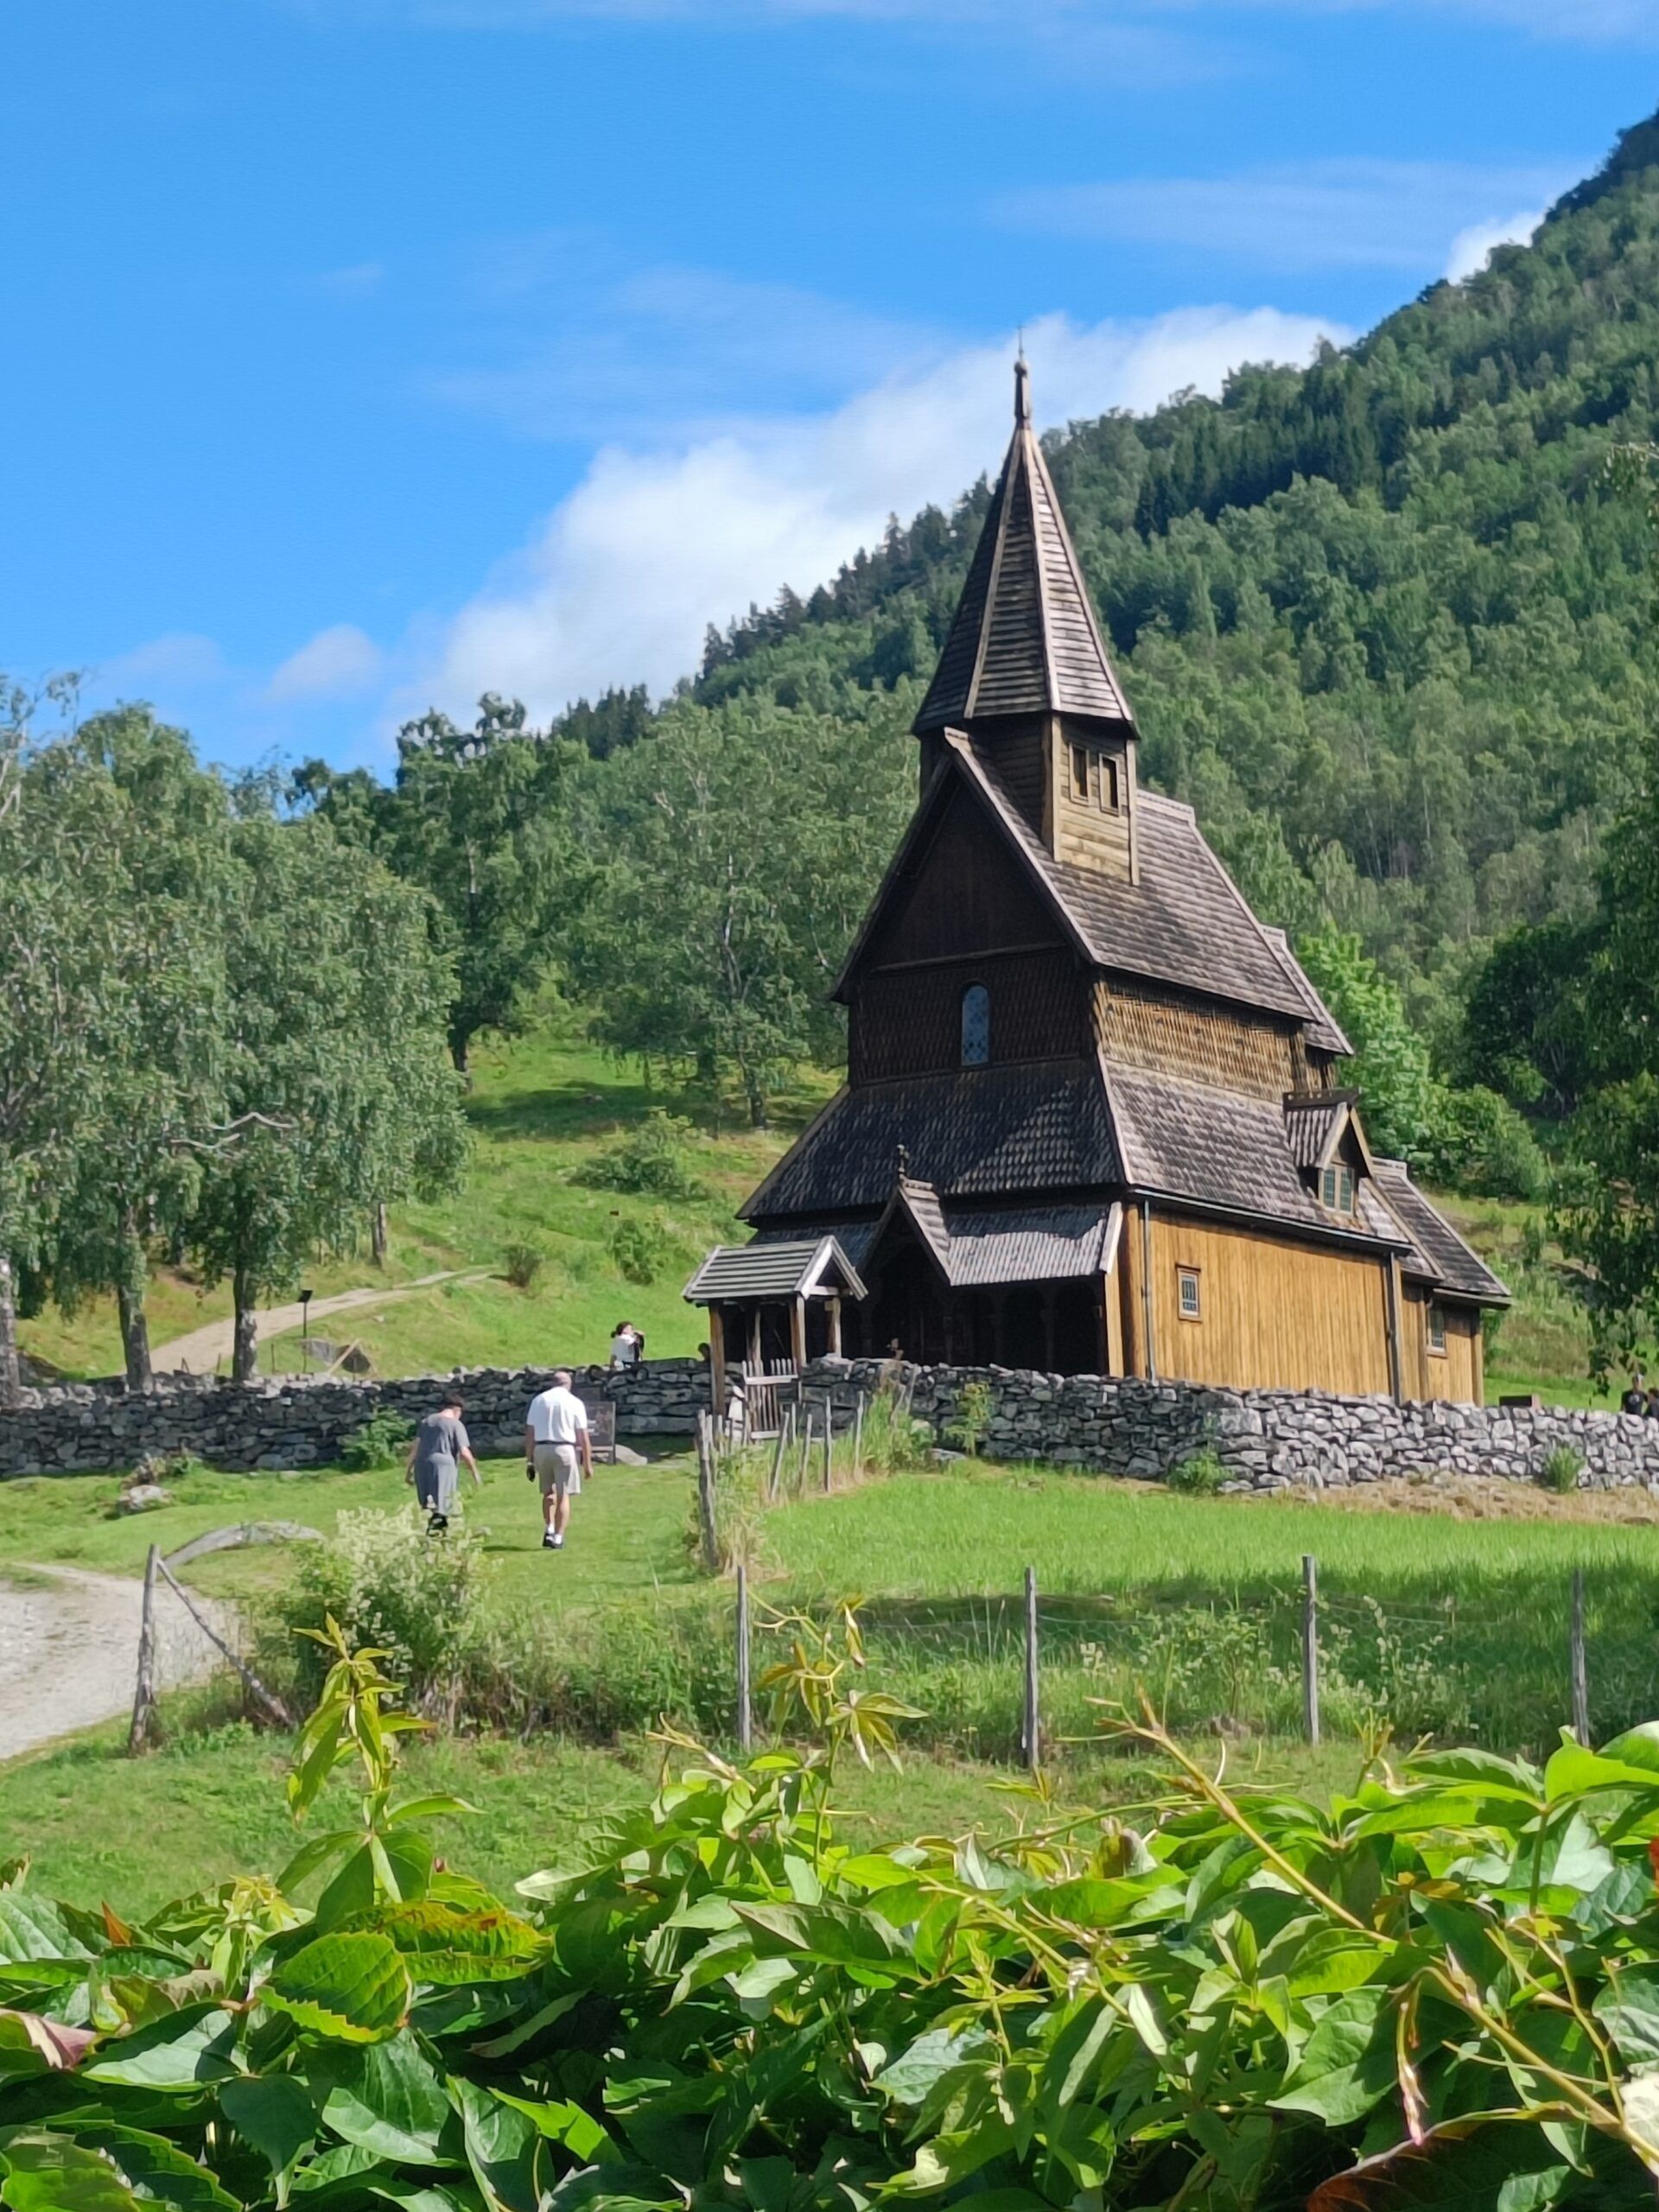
[405,1390,481,1535]
[524,1369,594,1552]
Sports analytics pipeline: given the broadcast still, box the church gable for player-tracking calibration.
[857,777,1064,971]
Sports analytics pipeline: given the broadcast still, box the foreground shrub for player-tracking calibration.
[1166,1444,1226,1494]
[610,1209,683,1286]
[268,1506,487,1708]
[501,1238,546,1290]
[1541,1440,1586,1493]
[16,1630,1659,2211]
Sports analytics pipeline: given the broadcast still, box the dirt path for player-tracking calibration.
[0,1566,233,1762]
[151,1269,486,1375]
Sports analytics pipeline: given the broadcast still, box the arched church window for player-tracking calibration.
[961,982,990,1066]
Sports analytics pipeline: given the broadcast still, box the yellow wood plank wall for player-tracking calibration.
[1399,1288,1483,1403]
[1147,1213,1395,1397]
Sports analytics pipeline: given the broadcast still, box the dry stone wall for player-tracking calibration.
[0,1360,710,1478]
[7,1352,1657,1490]
[802,1359,1659,1491]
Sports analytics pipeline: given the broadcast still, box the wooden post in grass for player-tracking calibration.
[852,1390,866,1480]
[736,1562,753,1753]
[797,1405,812,1495]
[1301,1554,1320,1747]
[821,1395,834,1493]
[129,1543,160,1754]
[1571,1567,1591,1747]
[696,1413,719,1575]
[1022,1566,1039,1771]
[767,1408,791,1503]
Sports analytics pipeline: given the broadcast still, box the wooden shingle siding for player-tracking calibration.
[1095,979,1300,1099]
[1147,1213,1395,1397]
[854,950,1084,1082]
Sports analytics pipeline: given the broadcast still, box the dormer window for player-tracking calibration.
[1071,746,1090,802]
[1320,1164,1356,1214]
[1101,755,1120,811]
[961,982,990,1066]
[1069,745,1122,813]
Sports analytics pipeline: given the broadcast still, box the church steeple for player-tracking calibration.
[913,359,1135,737]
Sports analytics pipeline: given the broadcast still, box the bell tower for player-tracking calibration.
[912,359,1138,883]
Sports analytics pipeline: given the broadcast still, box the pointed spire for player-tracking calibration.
[912,357,1134,735]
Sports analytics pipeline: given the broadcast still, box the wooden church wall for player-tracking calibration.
[862,785,1060,969]
[852,948,1085,1082]
[1398,1288,1484,1405]
[1142,1212,1395,1398]
[1094,979,1306,1101]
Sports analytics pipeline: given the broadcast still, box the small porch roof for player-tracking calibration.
[683,1235,867,1308]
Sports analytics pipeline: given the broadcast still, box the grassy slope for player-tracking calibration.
[20,1027,823,1382]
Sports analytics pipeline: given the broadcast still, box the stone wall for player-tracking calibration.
[0,1360,711,1478]
[800,1359,1659,1491]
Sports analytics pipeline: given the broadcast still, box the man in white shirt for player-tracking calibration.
[524,1370,594,1552]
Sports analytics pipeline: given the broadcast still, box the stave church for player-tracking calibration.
[687,362,1506,1405]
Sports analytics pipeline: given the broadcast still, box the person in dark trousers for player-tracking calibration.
[405,1391,481,1534]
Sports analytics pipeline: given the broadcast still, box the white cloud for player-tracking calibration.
[97,632,228,693]
[268,624,384,701]
[1443,207,1546,283]
[996,159,1579,273]
[409,304,1351,723]
[315,261,386,299]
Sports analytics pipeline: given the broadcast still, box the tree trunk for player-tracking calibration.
[449,1027,471,1081]
[371,1202,389,1269]
[118,1214,153,1392]
[232,1266,258,1384]
[0,1252,20,1409]
[746,1079,768,1131]
[118,1284,153,1393]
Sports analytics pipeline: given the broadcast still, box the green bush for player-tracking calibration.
[19,1630,1659,2212]
[611,1209,683,1286]
[501,1239,546,1291]
[1423,1081,1549,1201]
[588,1108,709,1199]
[267,1505,487,1707]
[1166,1445,1226,1494]
[1541,1441,1586,1493]
[946,1378,995,1456]
[338,1408,415,1471]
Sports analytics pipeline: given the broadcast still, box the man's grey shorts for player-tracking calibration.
[534,1442,582,1497]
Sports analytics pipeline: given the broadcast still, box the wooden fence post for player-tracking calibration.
[767,1409,791,1503]
[1571,1567,1591,1747]
[1301,1554,1320,1747]
[797,1406,812,1495]
[821,1395,834,1493]
[128,1543,160,1754]
[736,1562,753,1753]
[851,1390,866,1481]
[696,1413,720,1575]
[1022,1566,1039,1771]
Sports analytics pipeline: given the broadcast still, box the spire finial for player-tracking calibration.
[1014,346,1031,427]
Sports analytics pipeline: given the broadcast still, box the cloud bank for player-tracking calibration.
[413,304,1351,725]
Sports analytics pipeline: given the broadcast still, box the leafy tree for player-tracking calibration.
[1296,926,1440,1160]
[46,709,237,1389]
[187,809,468,1382]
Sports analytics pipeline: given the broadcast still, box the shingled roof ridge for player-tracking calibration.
[913,359,1134,734]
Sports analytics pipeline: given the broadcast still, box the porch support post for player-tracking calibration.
[708,1306,727,1414]
[827,1294,842,1357]
[790,1295,808,1372]
[1140,1199,1158,1383]
[747,1306,762,1375]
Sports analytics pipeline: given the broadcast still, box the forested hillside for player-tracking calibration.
[695,109,1659,1051]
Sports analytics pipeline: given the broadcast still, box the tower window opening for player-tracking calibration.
[1101,755,1120,811]
[961,982,991,1067]
[1071,745,1090,801]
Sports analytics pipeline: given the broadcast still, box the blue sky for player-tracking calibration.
[3,1,1655,772]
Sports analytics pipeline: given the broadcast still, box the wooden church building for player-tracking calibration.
[687,362,1507,1405]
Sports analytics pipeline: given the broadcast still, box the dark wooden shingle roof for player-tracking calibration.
[1370,1160,1510,1302]
[754,1203,1118,1288]
[914,362,1134,734]
[743,1060,1122,1222]
[683,1236,867,1305]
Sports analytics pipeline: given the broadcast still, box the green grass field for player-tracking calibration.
[9,1451,1659,1911]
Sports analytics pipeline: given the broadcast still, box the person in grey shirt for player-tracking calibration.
[405,1391,481,1534]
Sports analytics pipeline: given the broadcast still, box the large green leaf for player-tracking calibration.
[1594,1972,1659,2065]
[71,2129,239,2212]
[315,2034,452,2161]
[82,2006,241,2089]
[219,2076,321,2181]
[454,2081,538,2212]
[264,1935,410,2044]
[0,1899,90,1969]
[362,1904,545,1986]
[1272,1989,1397,2126]
[0,2137,146,2212]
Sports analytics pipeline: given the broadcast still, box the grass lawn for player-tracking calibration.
[19,1025,827,1382]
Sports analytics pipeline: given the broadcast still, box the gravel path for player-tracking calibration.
[150,1268,486,1375]
[0,1565,232,1762]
